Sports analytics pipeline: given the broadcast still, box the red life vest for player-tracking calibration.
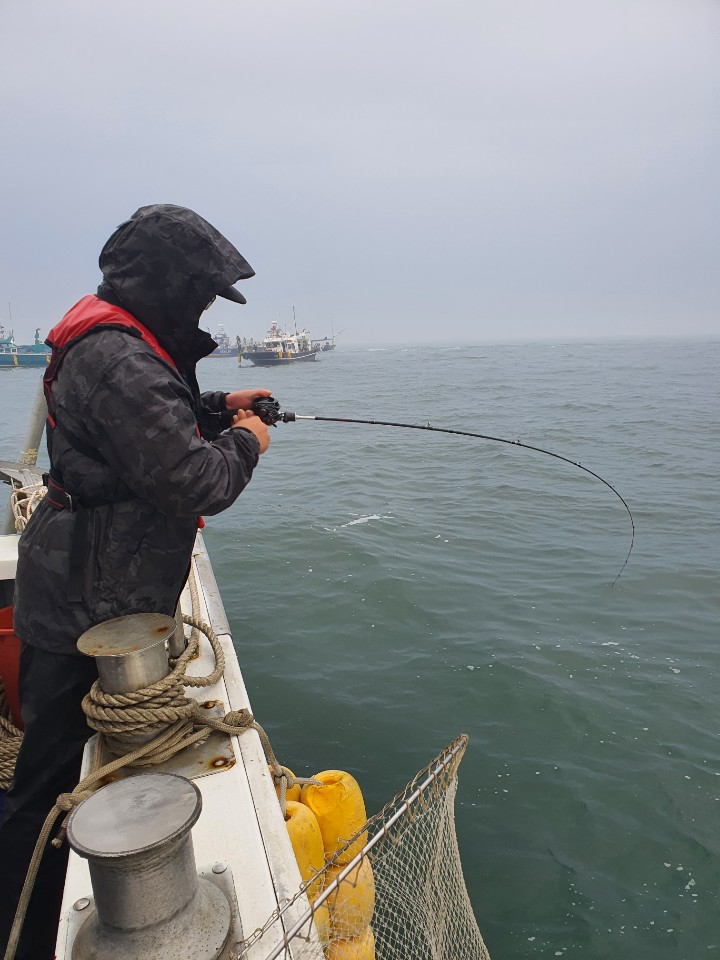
[43,294,205,528]
[44,295,177,427]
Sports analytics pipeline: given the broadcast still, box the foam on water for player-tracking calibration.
[326,513,395,530]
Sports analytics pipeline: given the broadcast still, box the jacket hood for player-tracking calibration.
[97,204,254,372]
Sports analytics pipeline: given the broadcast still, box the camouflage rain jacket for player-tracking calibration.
[13,205,260,655]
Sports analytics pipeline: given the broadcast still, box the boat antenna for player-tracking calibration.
[292,305,297,334]
[252,397,635,587]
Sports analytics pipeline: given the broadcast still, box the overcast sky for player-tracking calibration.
[1,0,718,345]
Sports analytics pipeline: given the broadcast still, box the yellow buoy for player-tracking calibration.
[300,770,368,864]
[324,857,375,939]
[326,925,375,960]
[312,902,331,949]
[271,765,302,803]
[284,800,325,901]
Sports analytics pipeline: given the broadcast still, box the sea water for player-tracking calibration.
[1,337,718,960]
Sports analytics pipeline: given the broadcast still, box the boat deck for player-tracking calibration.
[56,532,318,960]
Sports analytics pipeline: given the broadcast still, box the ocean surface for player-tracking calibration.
[1,338,719,959]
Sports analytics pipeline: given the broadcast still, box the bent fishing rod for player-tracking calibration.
[251,397,635,587]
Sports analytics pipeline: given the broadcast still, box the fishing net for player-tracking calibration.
[240,734,490,960]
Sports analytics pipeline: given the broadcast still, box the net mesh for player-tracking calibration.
[240,734,490,960]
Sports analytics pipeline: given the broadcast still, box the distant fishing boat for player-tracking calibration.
[0,325,50,369]
[240,309,341,366]
[314,321,343,353]
[241,322,318,366]
[204,324,241,358]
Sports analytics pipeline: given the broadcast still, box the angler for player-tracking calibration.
[0,204,272,960]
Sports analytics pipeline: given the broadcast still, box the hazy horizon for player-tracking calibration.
[2,0,718,346]
[4,312,719,350]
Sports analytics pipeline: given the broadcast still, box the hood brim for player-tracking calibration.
[218,285,247,305]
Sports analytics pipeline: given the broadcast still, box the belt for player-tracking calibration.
[43,473,135,512]
[44,473,79,512]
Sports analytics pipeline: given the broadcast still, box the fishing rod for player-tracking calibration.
[251,397,635,587]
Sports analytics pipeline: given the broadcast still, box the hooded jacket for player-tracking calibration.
[13,206,260,655]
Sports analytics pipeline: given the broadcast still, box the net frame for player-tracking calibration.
[237,734,490,960]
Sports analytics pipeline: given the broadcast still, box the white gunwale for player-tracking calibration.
[55,532,321,960]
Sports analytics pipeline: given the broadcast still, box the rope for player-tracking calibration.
[81,612,315,801]
[82,568,316,802]
[9,481,46,533]
[0,677,22,792]
[80,613,225,764]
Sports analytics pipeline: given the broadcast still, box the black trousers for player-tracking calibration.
[0,644,98,960]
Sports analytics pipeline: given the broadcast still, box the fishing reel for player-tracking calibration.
[252,396,295,425]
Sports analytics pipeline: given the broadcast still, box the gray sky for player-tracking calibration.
[1,0,718,345]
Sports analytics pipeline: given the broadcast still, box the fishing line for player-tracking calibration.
[252,399,635,587]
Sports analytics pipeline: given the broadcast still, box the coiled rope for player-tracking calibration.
[80,570,313,803]
[0,677,22,792]
[2,480,42,784]
[1,481,44,787]
[9,480,46,533]
[81,613,298,777]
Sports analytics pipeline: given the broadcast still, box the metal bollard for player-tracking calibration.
[67,772,231,960]
[170,602,188,659]
[77,613,178,751]
[77,613,177,693]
